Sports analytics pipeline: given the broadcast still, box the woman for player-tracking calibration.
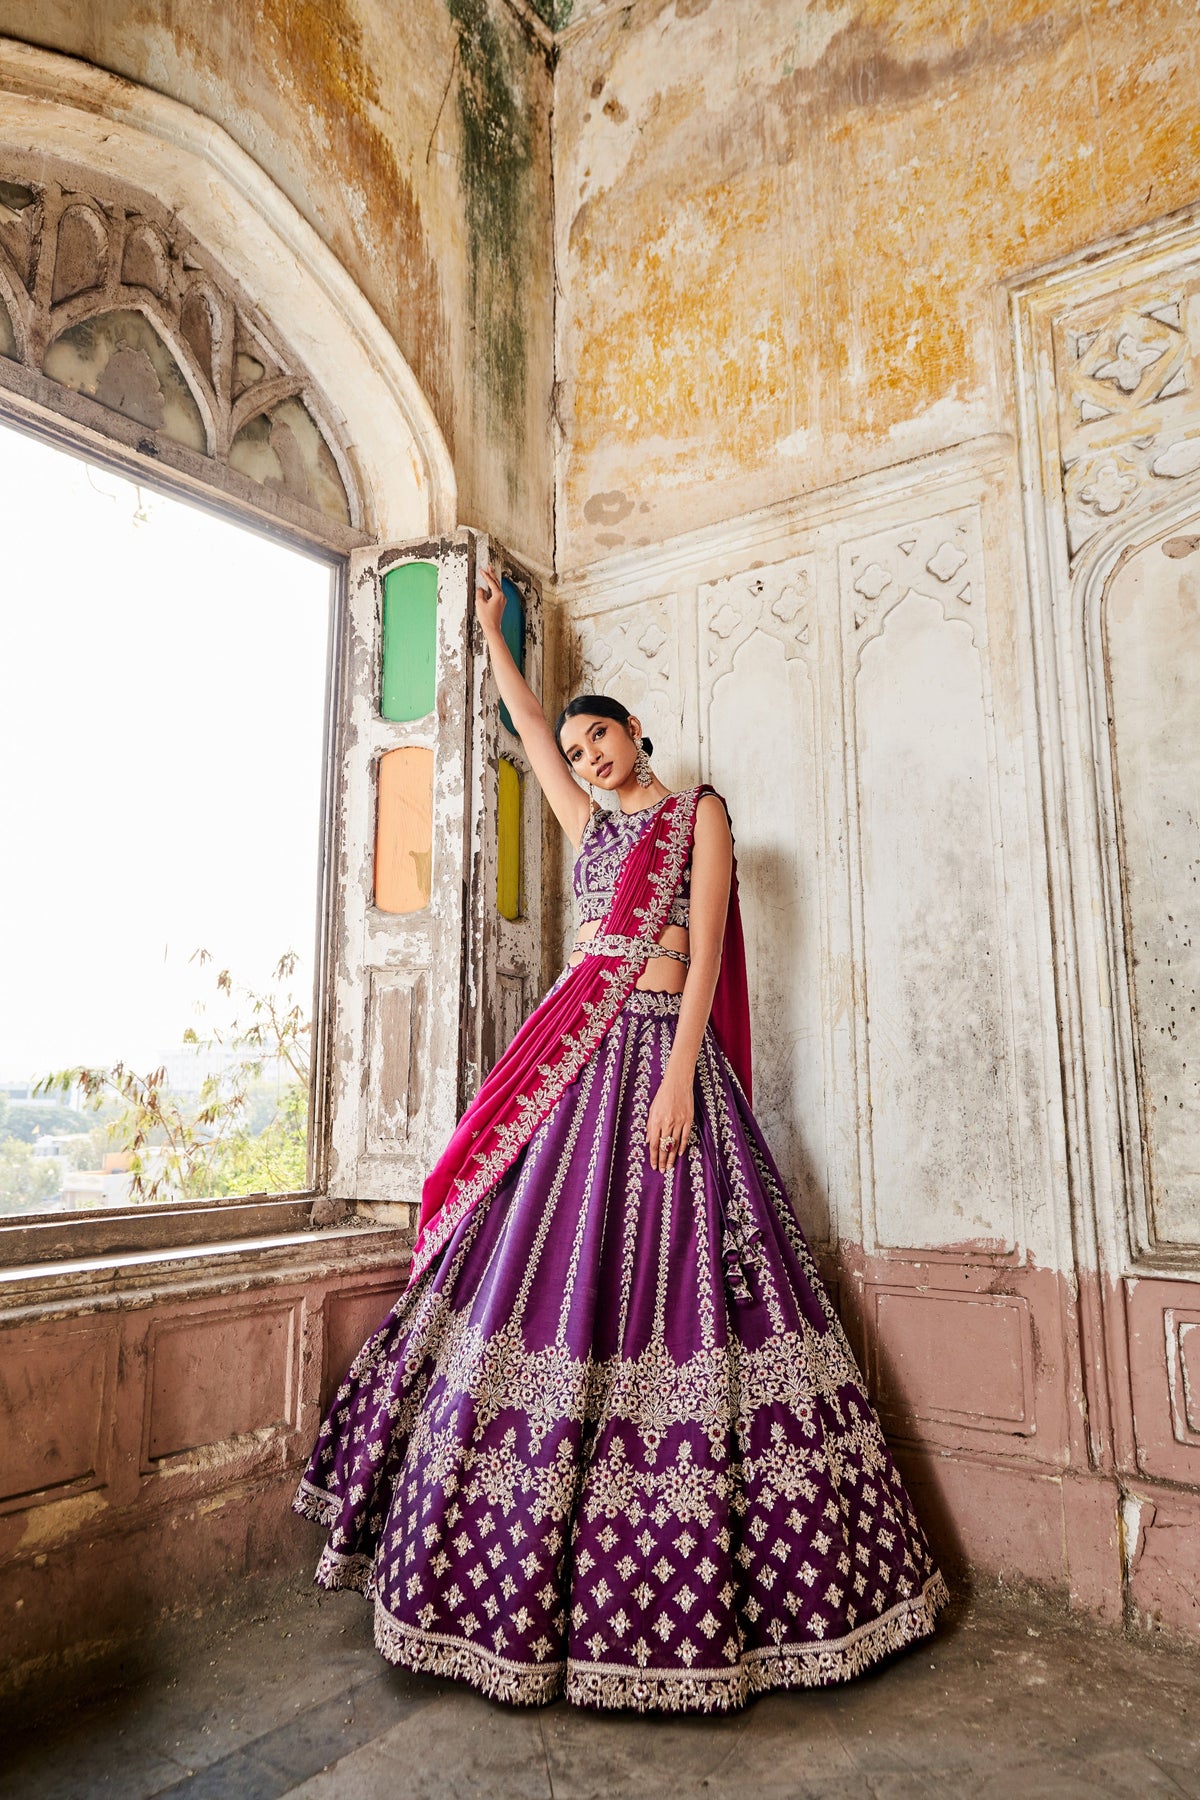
[293,565,949,1713]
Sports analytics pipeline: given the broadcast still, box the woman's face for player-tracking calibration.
[559,713,639,789]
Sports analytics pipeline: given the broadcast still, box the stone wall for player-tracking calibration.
[552,0,1200,569]
[550,0,1200,1639]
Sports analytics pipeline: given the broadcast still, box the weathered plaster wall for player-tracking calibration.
[547,0,1200,1645]
[0,0,555,564]
[553,0,1200,569]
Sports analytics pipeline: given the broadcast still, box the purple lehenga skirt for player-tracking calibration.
[294,985,949,1712]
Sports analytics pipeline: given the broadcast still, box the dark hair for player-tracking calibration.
[554,693,653,762]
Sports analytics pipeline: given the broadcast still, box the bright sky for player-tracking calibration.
[0,421,334,1080]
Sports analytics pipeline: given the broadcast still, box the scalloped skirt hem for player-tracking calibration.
[296,1510,951,1716]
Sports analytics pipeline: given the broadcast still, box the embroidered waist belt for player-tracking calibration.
[571,931,691,967]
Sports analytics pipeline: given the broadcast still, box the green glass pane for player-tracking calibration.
[381,560,438,722]
[497,757,522,921]
[498,576,525,738]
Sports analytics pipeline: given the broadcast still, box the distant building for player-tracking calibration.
[1,1080,87,1112]
[163,1045,287,1097]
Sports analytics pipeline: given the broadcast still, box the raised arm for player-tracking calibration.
[475,565,591,847]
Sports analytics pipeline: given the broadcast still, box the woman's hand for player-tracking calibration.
[647,1068,695,1175]
[475,563,506,638]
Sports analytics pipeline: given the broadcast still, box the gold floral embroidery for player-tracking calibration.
[410,786,703,1282]
[348,1571,950,1712]
[295,867,950,1715]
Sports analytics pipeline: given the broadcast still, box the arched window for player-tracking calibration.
[0,100,540,1268]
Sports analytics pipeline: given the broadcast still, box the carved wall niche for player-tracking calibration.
[572,596,683,778]
[839,506,1024,1259]
[698,556,833,1247]
[555,445,1048,1270]
[0,149,365,547]
[1014,208,1200,1273]
[1100,513,1200,1255]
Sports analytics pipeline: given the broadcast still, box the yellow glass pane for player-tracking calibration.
[497,757,522,922]
[374,747,434,914]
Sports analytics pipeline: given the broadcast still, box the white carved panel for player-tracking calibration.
[1103,527,1200,1250]
[842,509,1020,1254]
[699,558,831,1246]
[1052,273,1200,556]
[1014,206,1200,1275]
[575,595,685,789]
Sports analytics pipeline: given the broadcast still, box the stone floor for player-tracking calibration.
[3,1576,1199,1800]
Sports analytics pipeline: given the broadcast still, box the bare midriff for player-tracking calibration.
[567,917,690,993]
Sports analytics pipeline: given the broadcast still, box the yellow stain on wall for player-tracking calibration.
[375,747,435,914]
[560,0,1200,556]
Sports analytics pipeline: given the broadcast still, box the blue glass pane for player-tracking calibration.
[499,576,525,737]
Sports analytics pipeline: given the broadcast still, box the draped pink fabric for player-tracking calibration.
[407,782,753,1286]
[706,795,753,1106]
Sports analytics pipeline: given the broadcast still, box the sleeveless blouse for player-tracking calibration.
[572,793,693,934]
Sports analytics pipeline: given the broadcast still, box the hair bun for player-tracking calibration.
[641,734,654,757]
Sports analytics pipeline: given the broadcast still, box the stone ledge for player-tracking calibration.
[0,1220,414,1324]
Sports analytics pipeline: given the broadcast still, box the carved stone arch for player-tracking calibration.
[0,41,493,1268]
[48,198,107,306]
[119,216,170,298]
[44,289,221,457]
[1,148,366,536]
[178,275,226,401]
[0,243,31,361]
[0,38,455,541]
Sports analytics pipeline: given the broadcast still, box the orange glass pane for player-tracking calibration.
[374,747,434,913]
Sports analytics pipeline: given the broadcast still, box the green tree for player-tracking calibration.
[33,949,311,1205]
[0,1137,60,1213]
[3,1101,93,1142]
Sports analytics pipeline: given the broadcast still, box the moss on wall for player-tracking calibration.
[446,0,537,479]
[528,0,573,29]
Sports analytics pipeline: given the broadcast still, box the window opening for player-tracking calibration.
[0,418,335,1218]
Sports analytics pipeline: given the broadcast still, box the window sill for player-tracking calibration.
[0,1213,413,1319]
[0,1194,331,1270]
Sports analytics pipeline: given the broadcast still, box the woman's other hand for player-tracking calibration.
[647,1069,694,1175]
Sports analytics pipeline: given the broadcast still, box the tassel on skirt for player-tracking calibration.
[293,986,949,1713]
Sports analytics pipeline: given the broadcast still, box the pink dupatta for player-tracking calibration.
[407,781,752,1287]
